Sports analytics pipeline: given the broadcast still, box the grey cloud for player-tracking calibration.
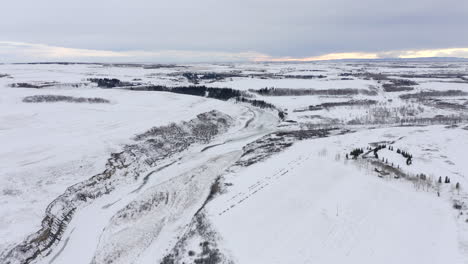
[1,0,467,62]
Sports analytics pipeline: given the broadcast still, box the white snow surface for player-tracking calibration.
[1,62,468,264]
[0,64,245,252]
[208,131,464,264]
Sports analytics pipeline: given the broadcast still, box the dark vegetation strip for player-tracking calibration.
[181,72,243,84]
[382,84,414,92]
[294,99,377,112]
[400,90,468,99]
[88,78,140,88]
[250,87,378,96]
[23,95,110,104]
[382,79,418,92]
[10,82,57,89]
[431,100,467,110]
[281,74,327,79]
[397,73,468,80]
[131,85,243,100]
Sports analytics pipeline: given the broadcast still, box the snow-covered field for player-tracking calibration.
[1,61,468,264]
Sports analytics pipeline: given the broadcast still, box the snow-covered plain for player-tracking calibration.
[208,133,463,264]
[1,61,468,264]
[0,79,250,248]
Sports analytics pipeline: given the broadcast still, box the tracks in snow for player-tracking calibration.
[218,155,311,216]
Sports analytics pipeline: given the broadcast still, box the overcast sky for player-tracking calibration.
[1,0,468,62]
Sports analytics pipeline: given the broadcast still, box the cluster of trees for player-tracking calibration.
[88,78,122,88]
[418,173,427,181]
[348,148,364,159]
[203,87,242,100]
[373,144,387,159]
[383,84,414,92]
[349,72,389,81]
[396,148,413,165]
[347,144,389,160]
[390,79,418,86]
[438,176,460,191]
[88,78,137,88]
[438,176,452,184]
[142,85,243,100]
[235,97,277,110]
[396,149,412,158]
[382,78,418,93]
[182,73,199,84]
[199,72,241,80]
[182,72,242,84]
[395,148,413,165]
